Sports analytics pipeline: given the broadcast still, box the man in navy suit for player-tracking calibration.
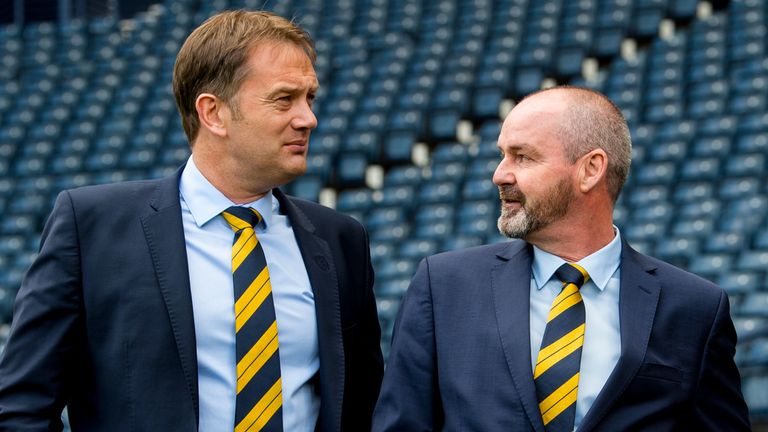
[0,10,383,431]
[373,86,750,431]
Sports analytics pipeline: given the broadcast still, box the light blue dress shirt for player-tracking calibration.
[179,157,320,431]
[529,228,623,429]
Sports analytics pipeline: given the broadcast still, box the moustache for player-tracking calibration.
[498,186,525,203]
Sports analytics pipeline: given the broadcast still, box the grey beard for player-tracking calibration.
[498,206,536,238]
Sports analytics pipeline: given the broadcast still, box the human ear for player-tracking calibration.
[578,149,608,194]
[195,93,228,138]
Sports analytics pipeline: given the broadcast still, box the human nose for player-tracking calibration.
[293,101,317,130]
[492,158,515,186]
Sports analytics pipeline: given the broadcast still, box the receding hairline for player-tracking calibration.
[522,86,623,119]
[519,85,632,202]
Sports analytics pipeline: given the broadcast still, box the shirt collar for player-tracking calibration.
[179,156,277,229]
[531,227,623,292]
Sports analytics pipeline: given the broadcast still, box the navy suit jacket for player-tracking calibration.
[373,239,750,431]
[0,168,383,431]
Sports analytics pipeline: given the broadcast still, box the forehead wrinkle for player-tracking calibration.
[268,80,318,95]
[499,141,538,154]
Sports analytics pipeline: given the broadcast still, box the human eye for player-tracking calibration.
[515,153,531,163]
[271,94,292,109]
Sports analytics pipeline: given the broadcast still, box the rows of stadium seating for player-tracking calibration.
[0,0,766,424]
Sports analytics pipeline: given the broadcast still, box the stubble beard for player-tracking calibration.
[497,177,574,239]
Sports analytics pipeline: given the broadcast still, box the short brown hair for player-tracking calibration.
[524,86,632,202]
[173,10,316,144]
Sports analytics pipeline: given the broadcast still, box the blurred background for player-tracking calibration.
[0,0,766,428]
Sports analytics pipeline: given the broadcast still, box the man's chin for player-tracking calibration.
[498,216,528,239]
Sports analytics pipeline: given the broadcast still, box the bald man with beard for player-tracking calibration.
[372,86,749,431]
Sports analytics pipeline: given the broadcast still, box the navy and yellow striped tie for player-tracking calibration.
[222,206,283,432]
[534,263,590,431]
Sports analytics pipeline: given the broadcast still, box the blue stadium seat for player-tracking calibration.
[379,185,417,208]
[286,176,322,202]
[649,141,686,161]
[736,250,768,273]
[336,189,374,213]
[635,162,676,185]
[472,86,504,119]
[382,131,417,165]
[726,154,765,176]
[415,218,454,239]
[671,217,714,237]
[754,229,768,250]
[468,157,499,177]
[427,109,461,141]
[336,153,367,186]
[691,135,731,157]
[462,178,497,201]
[418,180,459,204]
[432,142,470,163]
[513,67,544,96]
[431,161,466,181]
[736,131,768,154]
[718,271,761,296]
[740,292,768,317]
[679,157,720,181]
[688,253,733,278]
[628,185,670,207]
[631,8,664,39]
[376,258,418,282]
[370,223,411,243]
[719,178,762,200]
[382,166,421,187]
[631,202,673,222]
[705,232,747,254]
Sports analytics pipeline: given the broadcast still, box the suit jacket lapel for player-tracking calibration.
[139,167,199,423]
[274,189,344,432]
[579,239,660,431]
[491,241,546,432]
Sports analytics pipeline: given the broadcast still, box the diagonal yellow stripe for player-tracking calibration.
[232,230,258,273]
[222,212,251,232]
[551,283,578,308]
[237,326,279,393]
[235,267,270,316]
[547,285,582,322]
[236,278,272,332]
[235,378,282,432]
[253,388,283,431]
[232,229,255,262]
[568,263,590,283]
[534,324,585,379]
[540,373,580,425]
[237,321,279,377]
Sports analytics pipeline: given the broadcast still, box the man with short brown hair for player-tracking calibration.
[0,10,383,431]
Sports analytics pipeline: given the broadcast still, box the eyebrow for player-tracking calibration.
[269,81,319,96]
[499,142,544,157]
[498,142,531,151]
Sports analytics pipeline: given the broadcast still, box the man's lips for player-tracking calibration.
[284,140,308,151]
[500,190,525,210]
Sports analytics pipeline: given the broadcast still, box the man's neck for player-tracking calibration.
[525,219,616,262]
[192,151,270,204]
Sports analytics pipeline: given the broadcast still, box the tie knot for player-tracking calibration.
[222,206,263,232]
[554,263,590,288]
